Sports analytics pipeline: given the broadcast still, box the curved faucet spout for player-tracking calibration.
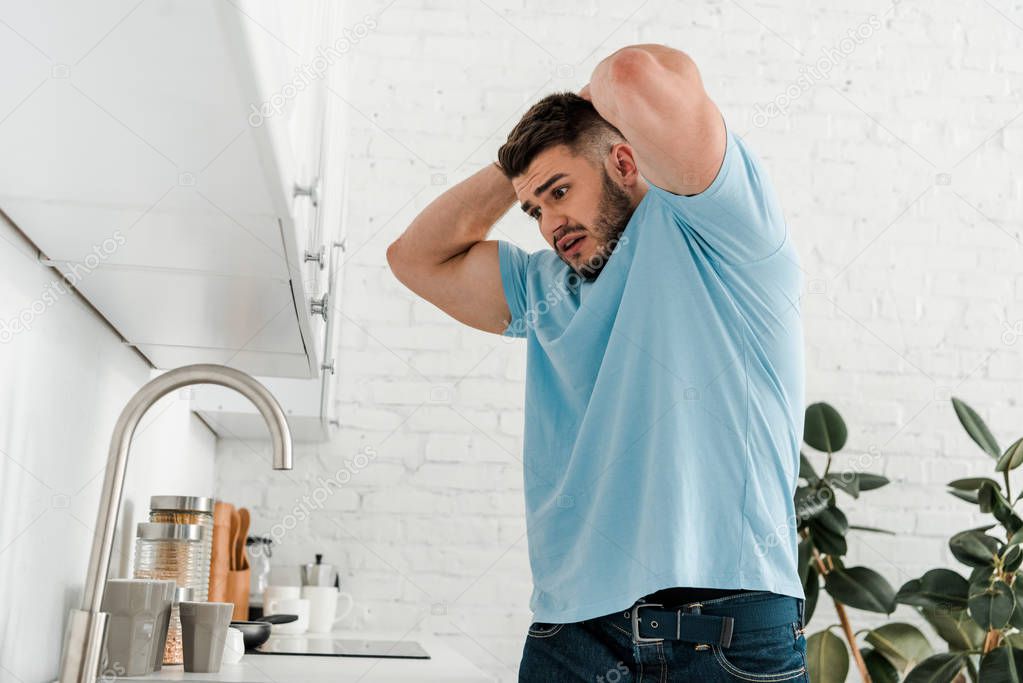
[58,364,293,682]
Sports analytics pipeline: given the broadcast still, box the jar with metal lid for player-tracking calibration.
[162,586,194,665]
[133,523,206,606]
[149,496,214,601]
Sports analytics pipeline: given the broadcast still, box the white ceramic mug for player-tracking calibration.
[263,585,301,607]
[301,586,355,633]
[263,597,310,634]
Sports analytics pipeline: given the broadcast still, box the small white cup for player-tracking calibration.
[221,627,245,665]
[301,586,355,633]
[263,597,310,634]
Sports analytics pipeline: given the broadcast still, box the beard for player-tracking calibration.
[573,169,634,280]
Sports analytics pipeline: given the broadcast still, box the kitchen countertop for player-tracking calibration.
[133,631,496,682]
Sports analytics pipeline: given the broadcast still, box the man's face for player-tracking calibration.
[513,145,635,279]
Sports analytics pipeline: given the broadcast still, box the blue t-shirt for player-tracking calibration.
[498,120,806,624]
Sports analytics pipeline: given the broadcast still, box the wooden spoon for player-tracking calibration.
[236,508,251,571]
[229,508,240,571]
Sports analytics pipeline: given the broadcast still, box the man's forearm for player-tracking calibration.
[388,163,517,269]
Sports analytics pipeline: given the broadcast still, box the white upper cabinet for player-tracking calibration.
[0,0,342,379]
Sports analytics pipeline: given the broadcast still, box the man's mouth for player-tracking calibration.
[558,233,586,255]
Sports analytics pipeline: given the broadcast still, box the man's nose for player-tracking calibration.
[544,215,568,243]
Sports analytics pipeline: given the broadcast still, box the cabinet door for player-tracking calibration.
[220,0,330,376]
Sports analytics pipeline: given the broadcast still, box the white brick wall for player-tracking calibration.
[216,1,1023,680]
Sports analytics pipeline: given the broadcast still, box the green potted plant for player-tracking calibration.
[797,402,898,682]
[806,397,1023,682]
[859,397,1023,682]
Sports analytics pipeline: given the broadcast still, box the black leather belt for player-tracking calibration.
[617,592,804,647]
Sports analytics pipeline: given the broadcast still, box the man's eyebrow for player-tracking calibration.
[520,173,568,214]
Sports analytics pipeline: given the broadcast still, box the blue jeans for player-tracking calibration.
[518,590,809,682]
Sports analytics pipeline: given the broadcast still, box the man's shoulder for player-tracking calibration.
[527,248,563,273]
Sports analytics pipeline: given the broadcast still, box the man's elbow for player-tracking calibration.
[386,237,411,283]
[607,46,659,85]
[608,45,697,89]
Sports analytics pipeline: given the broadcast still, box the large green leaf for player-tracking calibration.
[979,481,998,512]
[952,397,1000,458]
[1005,545,1023,572]
[969,580,1016,629]
[949,489,981,505]
[987,486,1023,534]
[920,606,986,651]
[904,652,968,683]
[949,529,1001,567]
[1011,580,1023,630]
[806,630,849,683]
[808,523,847,557]
[896,568,970,610]
[824,565,897,613]
[824,472,891,499]
[804,402,848,453]
[980,646,1023,683]
[815,505,849,536]
[864,623,934,671]
[857,472,890,491]
[862,647,901,683]
[794,485,830,523]
[997,437,1023,473]
[971,565,996,591]
[948,477,1002,492]
[804,562,819,623]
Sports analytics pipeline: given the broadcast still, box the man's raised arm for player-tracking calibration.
[386,164,518,335]
[580,44,726,198]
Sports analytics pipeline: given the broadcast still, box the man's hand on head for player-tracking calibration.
[578,83,592,101]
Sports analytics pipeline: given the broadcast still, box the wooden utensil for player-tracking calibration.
[227,507,252,620]
[230,511,239,572]
[236,508,250,571]
[208,501,235,602]
[227,566,251,620]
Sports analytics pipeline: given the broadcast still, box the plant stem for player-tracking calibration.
[982,628,1001,654]
[812,546,871,683]
[1005,470,1012,511]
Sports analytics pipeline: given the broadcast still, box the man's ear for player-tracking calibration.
[606,142,641,185]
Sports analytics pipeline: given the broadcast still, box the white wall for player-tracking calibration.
[0,217,216,682]
[215,1,1023,681]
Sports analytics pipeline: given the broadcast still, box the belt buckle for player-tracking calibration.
[631,603,664,644]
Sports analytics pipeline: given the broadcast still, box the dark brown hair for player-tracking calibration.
[496,92,625,179]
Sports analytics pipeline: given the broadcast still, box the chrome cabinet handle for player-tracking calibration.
[304,245,326,270]
[310,293,328,321]
[294,179,320,207]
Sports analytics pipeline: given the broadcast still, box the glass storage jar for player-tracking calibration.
[133,523,206,608]
[148,495,214,601]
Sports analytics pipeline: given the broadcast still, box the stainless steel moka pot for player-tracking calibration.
[300,553,338,587]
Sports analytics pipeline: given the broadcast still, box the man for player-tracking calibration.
[387,43,808,682]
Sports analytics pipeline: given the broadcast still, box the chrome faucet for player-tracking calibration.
[57,364,293,682]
